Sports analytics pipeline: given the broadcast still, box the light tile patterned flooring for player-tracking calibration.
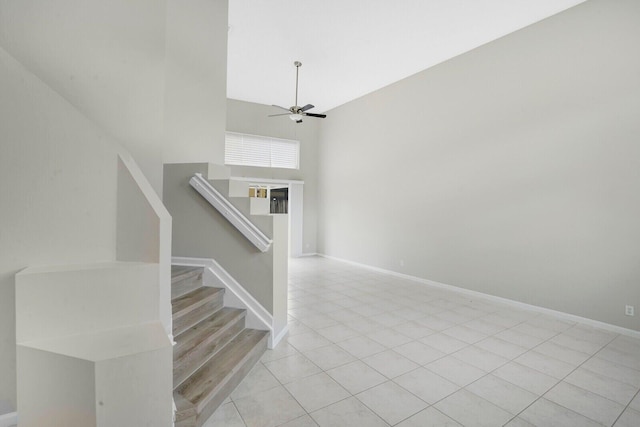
[204,256,640,427]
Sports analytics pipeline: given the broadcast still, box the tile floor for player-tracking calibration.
[204,256,640,427]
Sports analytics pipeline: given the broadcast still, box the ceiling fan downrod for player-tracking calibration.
[294,61,302,110]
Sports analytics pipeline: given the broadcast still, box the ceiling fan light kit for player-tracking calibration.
[268,61,327,124]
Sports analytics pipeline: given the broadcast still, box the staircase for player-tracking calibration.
[172,266,269,427]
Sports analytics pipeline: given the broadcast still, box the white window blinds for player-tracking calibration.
[225,132,300,169]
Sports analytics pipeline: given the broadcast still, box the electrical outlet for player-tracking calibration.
[625,305,635,316]
[400,260,405,267]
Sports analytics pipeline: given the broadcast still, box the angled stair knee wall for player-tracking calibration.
[164,163,276,314]
[15,263,173,427]
[164,163,289,348]
[117,153,173,340]
[173,257,288,349]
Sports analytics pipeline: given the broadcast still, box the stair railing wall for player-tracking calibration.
[163,163,288,337]
[116,152,173,337]
[189,173,273,252]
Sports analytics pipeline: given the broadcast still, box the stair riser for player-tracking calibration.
[172,270,203,300]
[174,392,197,425]
[175,415,196,427]
[171,267,203,284]
[173,299,223,337]
[173,316,245,388]
[195,333,268,427]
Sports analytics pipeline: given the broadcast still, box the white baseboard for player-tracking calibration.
[318,254,640,339]
[295,252,318,258]
[0,412,17,427]
[172,257,287,348]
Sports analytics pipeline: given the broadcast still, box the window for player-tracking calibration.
[225,132,300,169]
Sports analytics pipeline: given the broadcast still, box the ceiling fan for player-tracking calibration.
[269,61,326,124]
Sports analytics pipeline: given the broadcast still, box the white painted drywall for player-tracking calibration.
[0,0,229,194]
[95,345,172,426]
[0,46,118,408]
[0,1,229,407]
[317,0,640,331]
[15,263,159,343]
[17,348,96,427]
[271,215,289,337]
[16,264,173,426]
[164,0,228,167]
[289,183,305,257]
[164,163,276,312]
[0,0,166,190]
[226,99,319,254]
[17,336,172,427]
[116,154,174,336]
[116,160,161,264]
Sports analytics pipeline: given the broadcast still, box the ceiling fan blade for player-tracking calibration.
[268,113,291,117]
[272,104,291,112]
[300,104,315,112]
[304,113,327,118]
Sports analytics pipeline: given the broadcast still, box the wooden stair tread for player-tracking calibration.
[172,287,224,317]
[170,263,269,426]
[173,316,246,389]
[174,307,245,360]
[176,329,268,409]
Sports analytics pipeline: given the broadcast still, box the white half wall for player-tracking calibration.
[116,154,173,336]
[15,263,173,426]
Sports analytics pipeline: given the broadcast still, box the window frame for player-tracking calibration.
[224,131,300,170]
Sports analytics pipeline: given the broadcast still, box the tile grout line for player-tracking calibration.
[256,344,362,427]
[230,400,249,427]
[219,259,639,427]
[610,388,640,427]
[295,274,567,426]
[399,310,625,425]
[502,331,622,426]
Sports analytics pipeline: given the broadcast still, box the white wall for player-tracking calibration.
[164,0,228,167]
[0,0,166,190]
[0,0,229,409]
[318,0,640,331]
[0,46,118,408]
[226,99,320,254]
[0,0,229,194]
[164,163,276,312]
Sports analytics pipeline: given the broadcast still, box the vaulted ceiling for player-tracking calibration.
[227,0,586,113]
